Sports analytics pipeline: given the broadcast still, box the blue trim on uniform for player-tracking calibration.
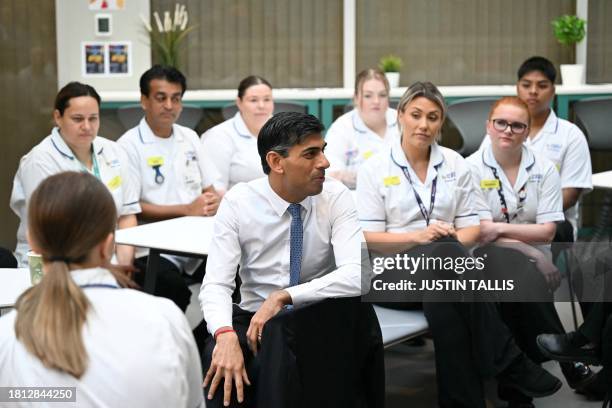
[123,201,140,206]
[50,137,75,160]
[232,117,252,139]
[455,213,478,219]
[359,218,386,222]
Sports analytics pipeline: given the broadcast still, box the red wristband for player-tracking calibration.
[214,327,235,340]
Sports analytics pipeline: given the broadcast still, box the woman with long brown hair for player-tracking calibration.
[0,172,203,407]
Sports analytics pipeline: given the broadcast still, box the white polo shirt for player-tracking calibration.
[117,118,221,273]
[0,267,204,408]
[481,110,592,232]
[467,145,564,226]
[356,138,479,233]
[325,108,399,173]
[10,128,141,266]
[200,112,266,190]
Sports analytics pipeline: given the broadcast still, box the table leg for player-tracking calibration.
[144,249,161,294]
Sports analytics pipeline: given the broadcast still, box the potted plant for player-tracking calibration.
[140,3,196,69]
[551,14,587,85]
[378,54,403,88]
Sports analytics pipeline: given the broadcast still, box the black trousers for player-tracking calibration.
[202,298,385,408]
[133,256,206,312]
[373,238,522,408]
[0,247,17,268]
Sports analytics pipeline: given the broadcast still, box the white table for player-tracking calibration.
[0,268,31,311]
[115,216,215,293]
[592,170,612,190]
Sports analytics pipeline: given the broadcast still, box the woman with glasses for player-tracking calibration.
[467,96,593,405]
[325,68,399,189]
[0,172,203,407]
[10,82,140,268]
[200,75,274,191]
[357,84,561,407]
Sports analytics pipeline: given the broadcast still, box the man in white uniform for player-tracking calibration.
[199,112,366,407]
[118,65,222,312]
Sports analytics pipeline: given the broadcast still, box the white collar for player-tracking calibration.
[232,112,256,139]
[50,127,104,160]
[262,178,313,217]
[482,144,536,189]
[137,118,183,144]
[69,267,120,288]
[390,138,444,185]
[352,108,397,134]
[530,109,559,142]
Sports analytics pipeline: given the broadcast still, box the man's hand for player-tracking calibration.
[185,193,219,217]
[203,330,250,406]
[202,191,221,216]
[479,221,501,244]
[246,290,291,355]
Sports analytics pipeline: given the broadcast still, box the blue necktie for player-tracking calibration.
[287,203,303,287]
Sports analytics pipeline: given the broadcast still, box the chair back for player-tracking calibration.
[117,104,203,130]
[574,97,612,151]
[446,97,497,157]
[221,101,307,121]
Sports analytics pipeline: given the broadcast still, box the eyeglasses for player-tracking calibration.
[491,119,528,135]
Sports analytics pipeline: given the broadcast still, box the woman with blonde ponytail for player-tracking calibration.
[0,172,204,408]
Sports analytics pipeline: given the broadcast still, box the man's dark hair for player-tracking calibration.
[139,64,187,96]
[257,112,324,175]
[517,56,557,83]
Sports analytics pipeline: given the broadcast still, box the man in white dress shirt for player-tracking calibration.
[199,112,365,407]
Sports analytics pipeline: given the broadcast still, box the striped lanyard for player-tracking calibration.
[488,166,526,223]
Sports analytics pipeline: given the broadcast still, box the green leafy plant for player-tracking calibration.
[378,54,403,73]
[551,15,586,63]
[140,4,196,68]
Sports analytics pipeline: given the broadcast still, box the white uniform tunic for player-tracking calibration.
[0,267,204,408]
[356,138,479,233]
[325,108,399,174]
[467,145,564,226]
[10,128,140,266]
[481,110,592,232]
[117,118,221,273]
[200,112,265,190]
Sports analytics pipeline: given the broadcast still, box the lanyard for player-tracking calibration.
[392,152,438,226]
[72,146,101,180]
[488,166,526,223]
[79,283,119,289]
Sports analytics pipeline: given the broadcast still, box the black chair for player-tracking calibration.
[221,101,307,121]
[574,96,612,151]
[446,97,498,157]
[116,103,203,130]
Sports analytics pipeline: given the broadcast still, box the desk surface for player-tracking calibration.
[115,216,215,256]
[0,268,31,309]
[592,171,612,190]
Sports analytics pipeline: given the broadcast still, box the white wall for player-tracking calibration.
[55,0,151,91]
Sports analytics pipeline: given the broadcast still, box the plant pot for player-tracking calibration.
[560,64,585,86]
[385,72,400,88]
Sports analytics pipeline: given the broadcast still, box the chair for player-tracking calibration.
[116,103,204,130]
[373,305,429,348]
[573,96,612,151]
[221,101,307,121]
[446,97,498,157]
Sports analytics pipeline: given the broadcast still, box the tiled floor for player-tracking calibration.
[187,286,605,407]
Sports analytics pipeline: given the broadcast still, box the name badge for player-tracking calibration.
[107,175,122,191]
[362,150,374,160]
[383,176,401,187]
[480,179,500,189]
[147,156,164,167]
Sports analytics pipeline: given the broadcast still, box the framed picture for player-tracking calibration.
[82,42,106,75]
[108,42,131,75]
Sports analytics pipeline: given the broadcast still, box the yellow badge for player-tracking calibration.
[107,175,122,191]
[147,156,164,167]
[362,150,374,160]
[555,163,561,172]
[480,179,500,189]
[383,176,401,187]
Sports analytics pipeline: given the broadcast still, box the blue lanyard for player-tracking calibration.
[391,151,438,226]
[488,166,526,224]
